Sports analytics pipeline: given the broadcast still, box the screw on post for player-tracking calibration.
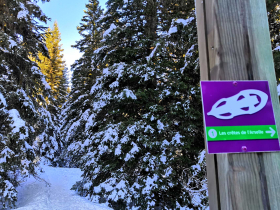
[233,81,238,86]
[242,146,247,152]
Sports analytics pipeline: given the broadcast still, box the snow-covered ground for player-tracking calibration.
[14,165,112,210]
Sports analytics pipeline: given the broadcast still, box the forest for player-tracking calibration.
[1,0,280,209]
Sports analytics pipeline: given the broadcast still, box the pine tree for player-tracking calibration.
[37,21,67,105]
[73,0,103,72]
[0,0,60,208]
[68,0,206,209]
[56,67,70,106]
[60,0,103,166]
[267,1,280,83]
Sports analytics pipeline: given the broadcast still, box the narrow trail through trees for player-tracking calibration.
[14,165,112,210]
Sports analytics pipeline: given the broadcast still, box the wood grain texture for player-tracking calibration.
[196,0,280,209]
[196,0,220,209]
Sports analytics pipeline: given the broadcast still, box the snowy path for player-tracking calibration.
[15,165,112,210]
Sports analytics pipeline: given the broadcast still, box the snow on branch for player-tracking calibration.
[41,77,51,90]
[103,23,117,38]
[168,17,195,35]
[115,89,137,100]
[0,91,7,106]
[273,46,280,51]
[8,38,17,48]
[18,3,29,19]
[180,150,208,209]
[8,109,28,139]
[146,43,160,62]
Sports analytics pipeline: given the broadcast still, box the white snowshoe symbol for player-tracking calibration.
[207,89,268,120]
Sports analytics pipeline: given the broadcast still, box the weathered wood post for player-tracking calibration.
[196,0,280,209]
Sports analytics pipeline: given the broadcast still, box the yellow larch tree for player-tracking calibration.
[37,21,67,102]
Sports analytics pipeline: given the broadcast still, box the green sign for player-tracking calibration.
[206,125,278,141]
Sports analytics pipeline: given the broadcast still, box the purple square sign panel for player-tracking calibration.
[200,81,280,154]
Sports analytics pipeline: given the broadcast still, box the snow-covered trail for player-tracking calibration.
[15,165,112,210]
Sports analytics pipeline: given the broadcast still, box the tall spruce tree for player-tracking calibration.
[67,0,206,209]
[267,1,280,83]
[60,0,103,166]
[0,0,60,208]
[56,67,70,105]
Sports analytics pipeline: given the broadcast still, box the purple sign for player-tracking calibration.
[201,81,280,154]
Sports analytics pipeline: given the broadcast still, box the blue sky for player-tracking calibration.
[38,0,106,70]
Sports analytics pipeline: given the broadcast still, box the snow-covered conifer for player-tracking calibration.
[60,0,104,166]
[0,0,60,207]
[268,1,280,82]
[68,0,206,209]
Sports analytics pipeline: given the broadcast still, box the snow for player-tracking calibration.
[15,165,112,210]
[179,150,208,209]
[66,120,82,142]
[120,136,129,143]
[144,125,154,133]
[274,46,280,51]
[0,147,15,164]
[17,3,29,19]
[180,45,195,74]
[146,43,160,62]
[115,144,122,155]
[157,119,164,132]
[172,132,183,145]
[163,167,172,177]
[109,81,119,88]
[101,124,119,144]
[168,17,194,35]
[92,100,107,112]
[9,38,17,48]
[27,1,37,6]
[0,46,8,53]
[94,46,107,54]
[102,67,109,75]
[115,89,137,99]
[24,142,33,151]
[8,109,28,139]
[103,23,117,38]
[3,180,16,200]
[142,175,158,194]
[0,91,7,106]
[124,142,139,161]
[192,150,206,172]
[85,114,96,130]
[185,45,195,57]
[175,18,194,26]
[160,155,167,164]
[127,124,137,135]
[41,77,51,90]
[115,63,125,78]
[168,26,178,34]
[162,139,170,147]
[90,78,103,94]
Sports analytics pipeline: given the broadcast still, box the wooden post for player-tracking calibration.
[196,0,280,209]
